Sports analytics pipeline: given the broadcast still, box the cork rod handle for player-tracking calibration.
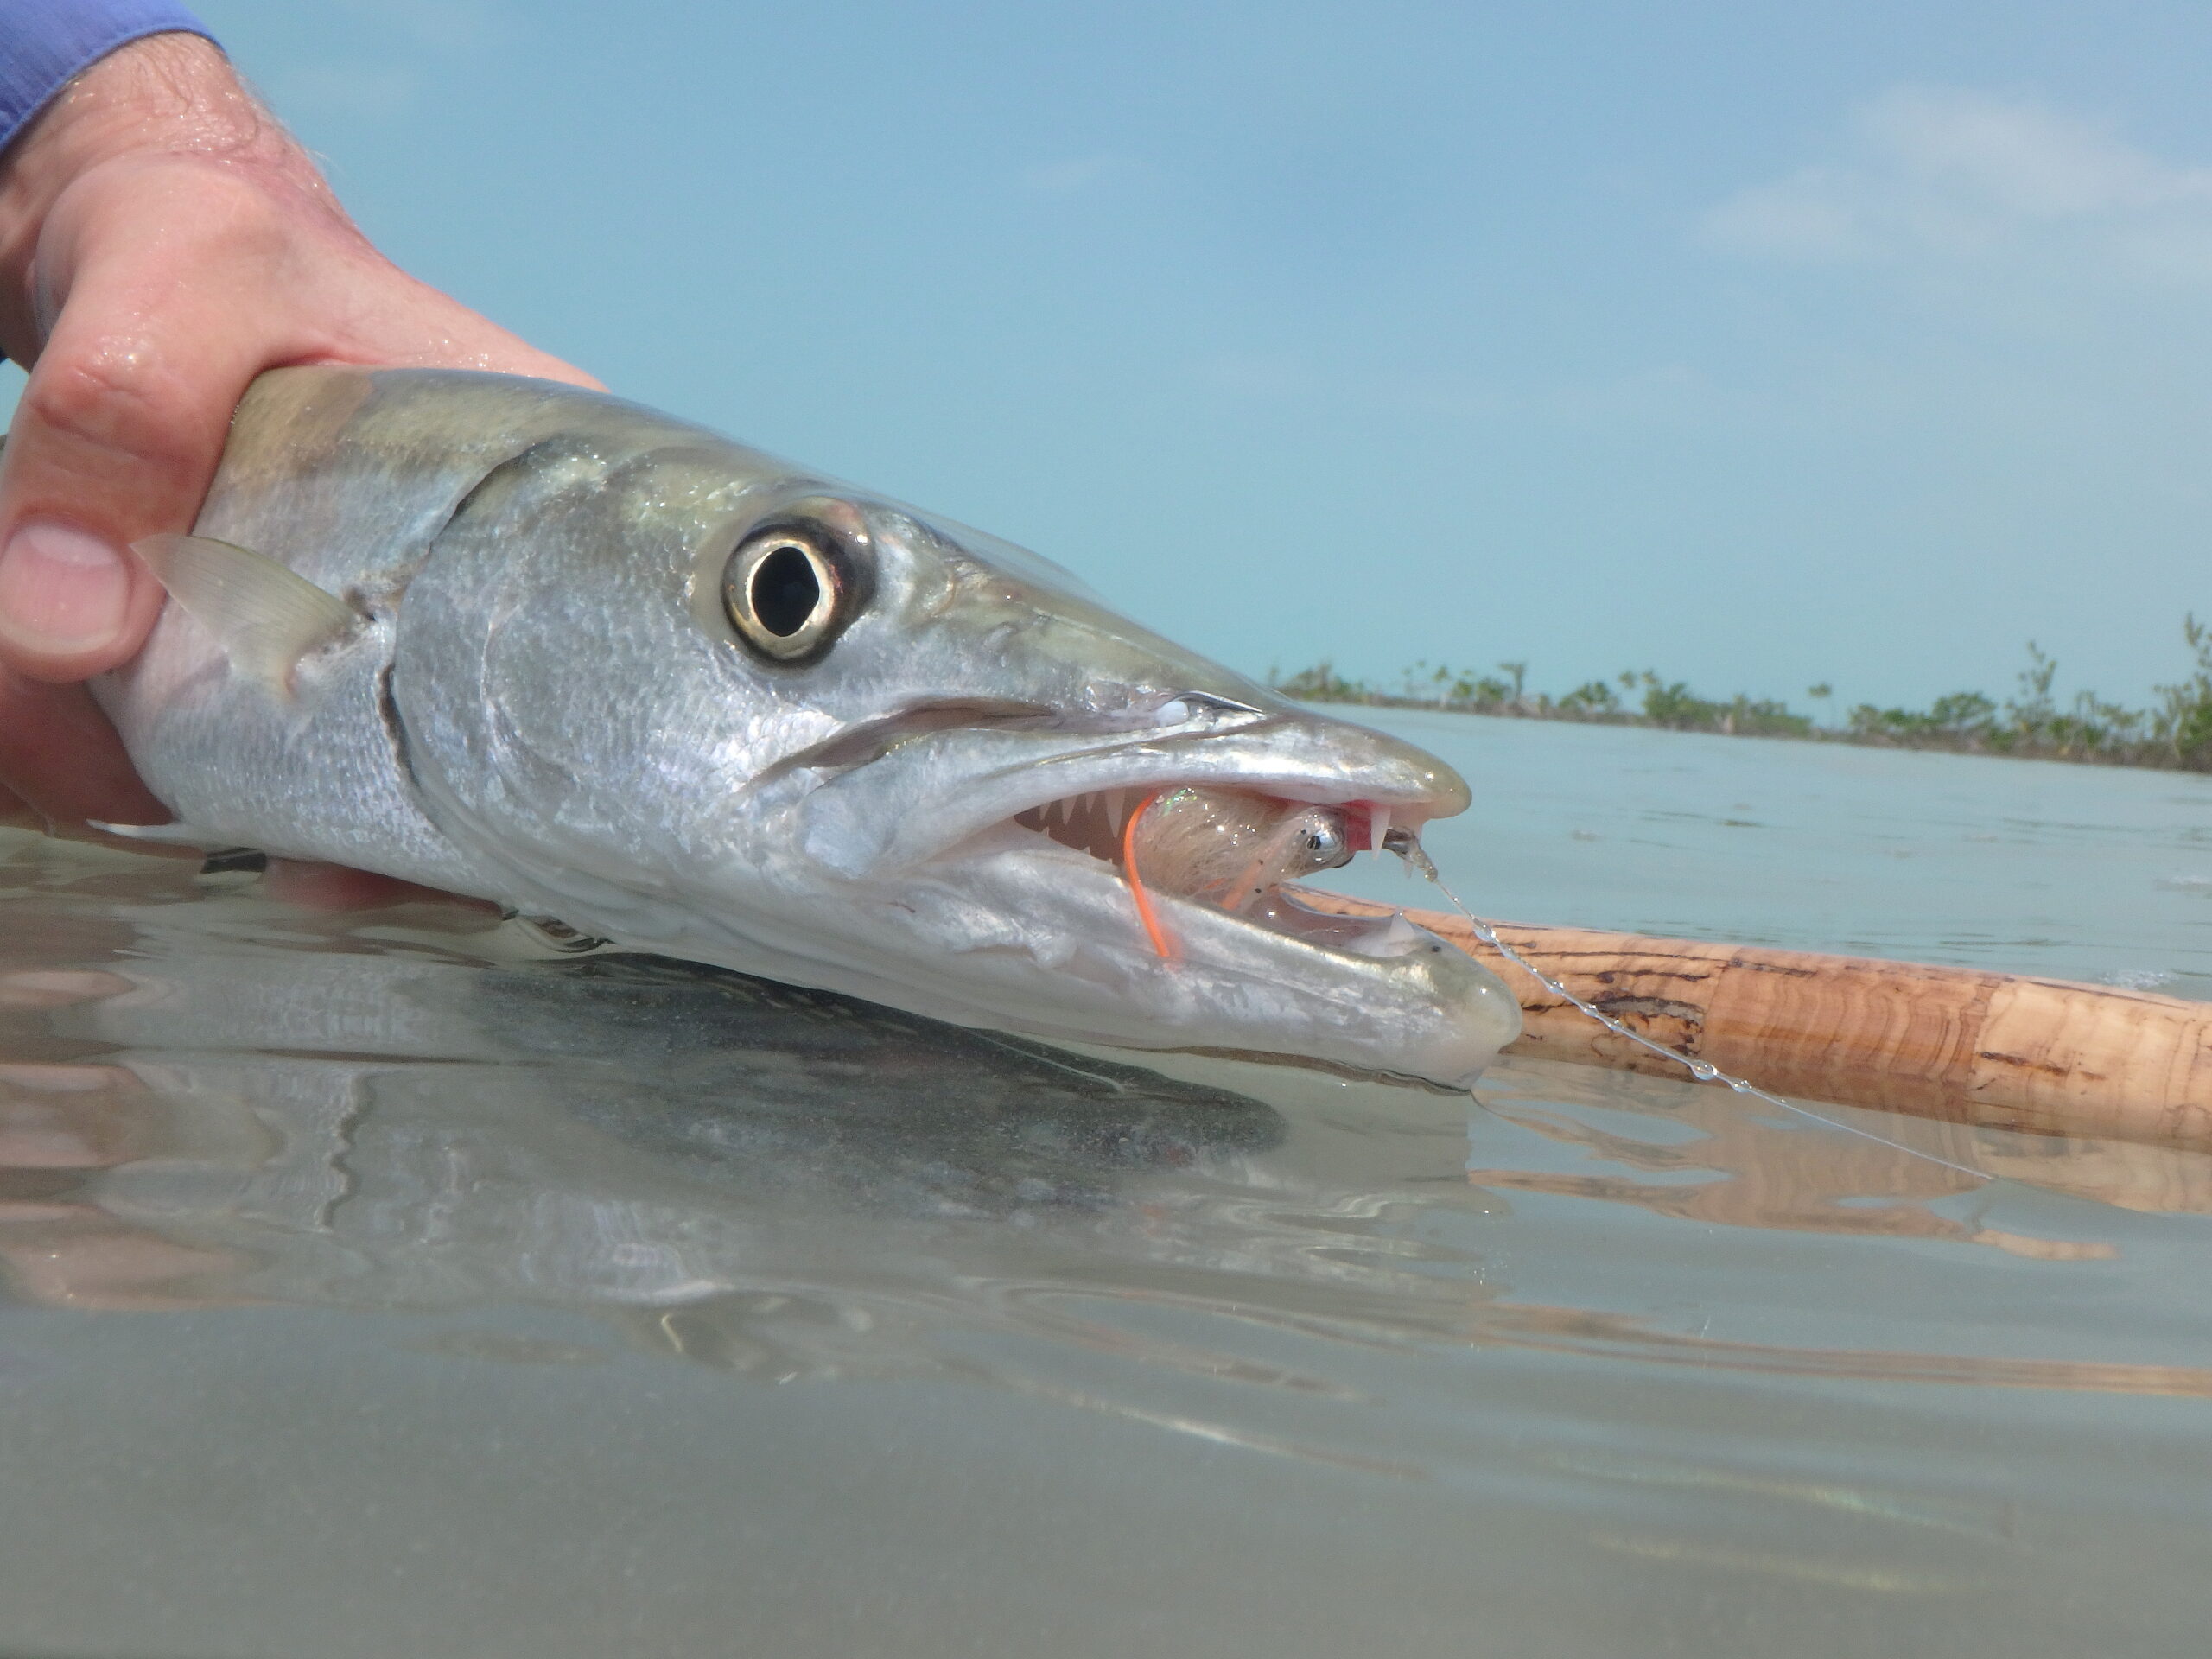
[1291,891,2212,1147]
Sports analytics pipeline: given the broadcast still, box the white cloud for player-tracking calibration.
[1702,87,2212,282]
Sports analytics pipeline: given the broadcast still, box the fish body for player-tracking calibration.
[94,368,1520,1084]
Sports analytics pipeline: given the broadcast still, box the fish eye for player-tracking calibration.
[721,525,851,661]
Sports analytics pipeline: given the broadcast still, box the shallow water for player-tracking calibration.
[1327,709,2212,997]
[3,717,2210,1658]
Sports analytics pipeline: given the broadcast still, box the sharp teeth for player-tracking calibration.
[1372,804,1393,860]
[1017,791,1153,863]
[1085,793,1118,858]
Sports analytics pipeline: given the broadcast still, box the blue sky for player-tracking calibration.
[153,3,2212,709]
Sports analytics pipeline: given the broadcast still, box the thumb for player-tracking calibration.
[0,256,261,681]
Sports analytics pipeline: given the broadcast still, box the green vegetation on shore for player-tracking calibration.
[1270,616,2212,771]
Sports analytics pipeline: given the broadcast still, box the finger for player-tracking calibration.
[0,168,320,680]
[302,243,604,390]
[260,856,490,913]
[0,779,40,832]
[0,665,169,830]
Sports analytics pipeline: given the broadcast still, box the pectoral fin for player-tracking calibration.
[132,532,363,695]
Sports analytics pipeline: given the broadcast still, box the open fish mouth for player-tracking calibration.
[1005,784,1435,961]
[836,753,1522,1085]
[769,694,1519,1084]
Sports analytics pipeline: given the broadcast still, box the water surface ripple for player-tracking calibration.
[1,720,2209,1657]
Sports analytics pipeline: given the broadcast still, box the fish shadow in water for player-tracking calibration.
[4,942,1300,1381]
[470,953,1287,1218]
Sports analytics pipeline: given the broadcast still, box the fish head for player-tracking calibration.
[386,384,1522,1086]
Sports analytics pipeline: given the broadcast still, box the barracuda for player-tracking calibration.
[91,368,1521,1085]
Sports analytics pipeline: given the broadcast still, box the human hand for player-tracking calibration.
[0,31,599,840]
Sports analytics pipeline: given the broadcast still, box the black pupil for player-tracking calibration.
[751,544,823,636]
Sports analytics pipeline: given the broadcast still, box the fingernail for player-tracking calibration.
[0,521,131,655]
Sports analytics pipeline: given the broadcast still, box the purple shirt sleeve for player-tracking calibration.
[0,1,213,157]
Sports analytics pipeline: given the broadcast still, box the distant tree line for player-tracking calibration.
[1269,615,2212,771]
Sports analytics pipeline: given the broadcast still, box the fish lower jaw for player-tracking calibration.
[892,845,1522,1086]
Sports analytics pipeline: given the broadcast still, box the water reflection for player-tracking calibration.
[1473,1055,2212,1244]
[14,758,2212,1653]
[1470,1065,2112,1258]
[3,845,2211,1415]
[3,945,1296,1339]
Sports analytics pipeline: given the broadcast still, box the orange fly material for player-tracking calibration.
[1121,789,1179,961]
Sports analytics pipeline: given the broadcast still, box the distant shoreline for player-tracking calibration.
[1271,619,2212,772]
